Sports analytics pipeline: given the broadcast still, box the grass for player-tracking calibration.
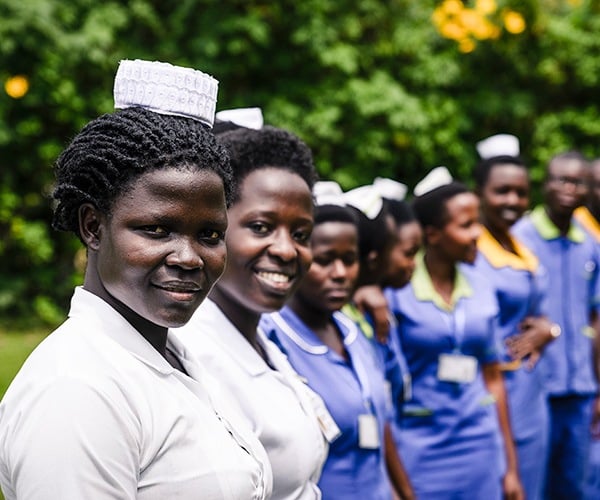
[0,328,48,399]
[0,327,48,500]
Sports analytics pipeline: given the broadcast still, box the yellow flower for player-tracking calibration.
[475,0,497,15]
[440,20,468,41]
[5,75,29,99]
[441,0,464,16]
[458,37,476,53]
[504,10,526,34]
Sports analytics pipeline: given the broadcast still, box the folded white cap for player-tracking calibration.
[343,184,384,219]
[476,133,520,159]
[413,166,453,197]
[373,177,407,201]
[113,59,218,127]
[313,181,345,206]
[215,107,264,130]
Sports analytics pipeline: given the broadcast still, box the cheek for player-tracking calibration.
[298,246,313,272]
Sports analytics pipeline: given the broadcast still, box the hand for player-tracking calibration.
[506,316,556,369]
[502,469,524,500]
[353,285,390,342]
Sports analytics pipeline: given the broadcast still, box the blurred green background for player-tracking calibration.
[1,0,599,361]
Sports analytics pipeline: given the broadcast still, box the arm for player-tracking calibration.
[506,315,557,369]
[384,422,415,500]
[353,285,390,342]
[482,363,524,500]
[5,377,139,500]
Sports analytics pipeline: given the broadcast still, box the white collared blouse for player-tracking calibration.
[174,298,328,500]
[0,287,272,500]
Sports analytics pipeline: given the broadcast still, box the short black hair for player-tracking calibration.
[216,125,318,203]
[384,199,417,227]
[474,155,527,190]
[314,204,359,226]
[412,182,470,229]
[52,107,232,240]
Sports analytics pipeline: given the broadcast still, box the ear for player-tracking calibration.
[424,225,441,246]
[79,203,104,251]
[365,250,379,272]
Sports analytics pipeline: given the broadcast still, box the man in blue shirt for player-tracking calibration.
[512,151,600,500]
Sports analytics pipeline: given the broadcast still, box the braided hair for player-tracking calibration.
[52,107,232,240]
[216,125,318,203]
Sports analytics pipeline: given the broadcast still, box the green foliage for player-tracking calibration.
[0,0,599,322]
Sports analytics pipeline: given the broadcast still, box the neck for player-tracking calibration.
[423,248,456,304]
[545,206,572,236]
[287,295,332,332]
[482,218,517,254]
[82,270,168,356]
[208,286,261,350]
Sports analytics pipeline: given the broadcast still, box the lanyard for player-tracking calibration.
[438,303,466,352]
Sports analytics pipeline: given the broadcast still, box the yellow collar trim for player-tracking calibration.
[477,227,538,272]
[412,252,473,311]
[574,207,600,243]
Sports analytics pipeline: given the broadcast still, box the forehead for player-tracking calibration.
[312,220,358,244]
[445,192,479,219]
[548,157,587,177]
[236,167,313,209]
[112,167,226,213]
[487,163,528,185]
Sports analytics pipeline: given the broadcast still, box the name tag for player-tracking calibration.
[437,353,477,383]
[358,413,380,449]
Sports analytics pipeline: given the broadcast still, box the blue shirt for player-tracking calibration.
[260,307,393,500]
[384,255,504,497]
[512,205,600,396]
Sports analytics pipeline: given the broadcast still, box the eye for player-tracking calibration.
[293,228,312,244]
[140,225,169,237]
[249,222,270,235]
[199,229,225,245]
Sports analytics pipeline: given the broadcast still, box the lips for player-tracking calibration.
[155,281,202,301]
[255,269,296,294]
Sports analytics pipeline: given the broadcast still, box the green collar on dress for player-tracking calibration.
[529,205,585,242]
[411,251,473,312]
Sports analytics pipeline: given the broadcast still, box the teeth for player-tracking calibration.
[258,271,290,283]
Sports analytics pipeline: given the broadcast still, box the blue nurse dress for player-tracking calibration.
[260,307,394,500]
[474,227,550,500]
[384,254,504,499]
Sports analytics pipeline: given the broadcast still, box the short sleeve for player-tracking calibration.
[3,377,140,500]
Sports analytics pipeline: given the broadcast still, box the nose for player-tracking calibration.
[506,190,520,206]
[330,259,347,279]
[268,230,297,262]
[166,237,204,270]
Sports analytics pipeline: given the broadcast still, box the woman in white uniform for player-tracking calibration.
[0,60,272,500]
[175,125,331,500]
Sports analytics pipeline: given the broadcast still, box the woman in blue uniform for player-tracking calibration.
[261,202,414,500]
[385,178,523,499]
[472,139,557,500]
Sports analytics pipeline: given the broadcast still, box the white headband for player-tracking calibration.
[413,166,453,197]
[476,133,520,159]
[215,107,264,130]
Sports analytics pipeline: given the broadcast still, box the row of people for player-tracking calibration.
[1,57,599,500]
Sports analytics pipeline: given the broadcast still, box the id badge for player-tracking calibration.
[437,353,477,383]
[306,387,341,443]
[358,413,380,449]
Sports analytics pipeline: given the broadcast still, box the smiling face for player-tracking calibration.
[211,167,314,323]
[479,163,530,232]
[429,192,481,265]
[293,221,360,314]
[83,167,228,328]
[383,221,423,289]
